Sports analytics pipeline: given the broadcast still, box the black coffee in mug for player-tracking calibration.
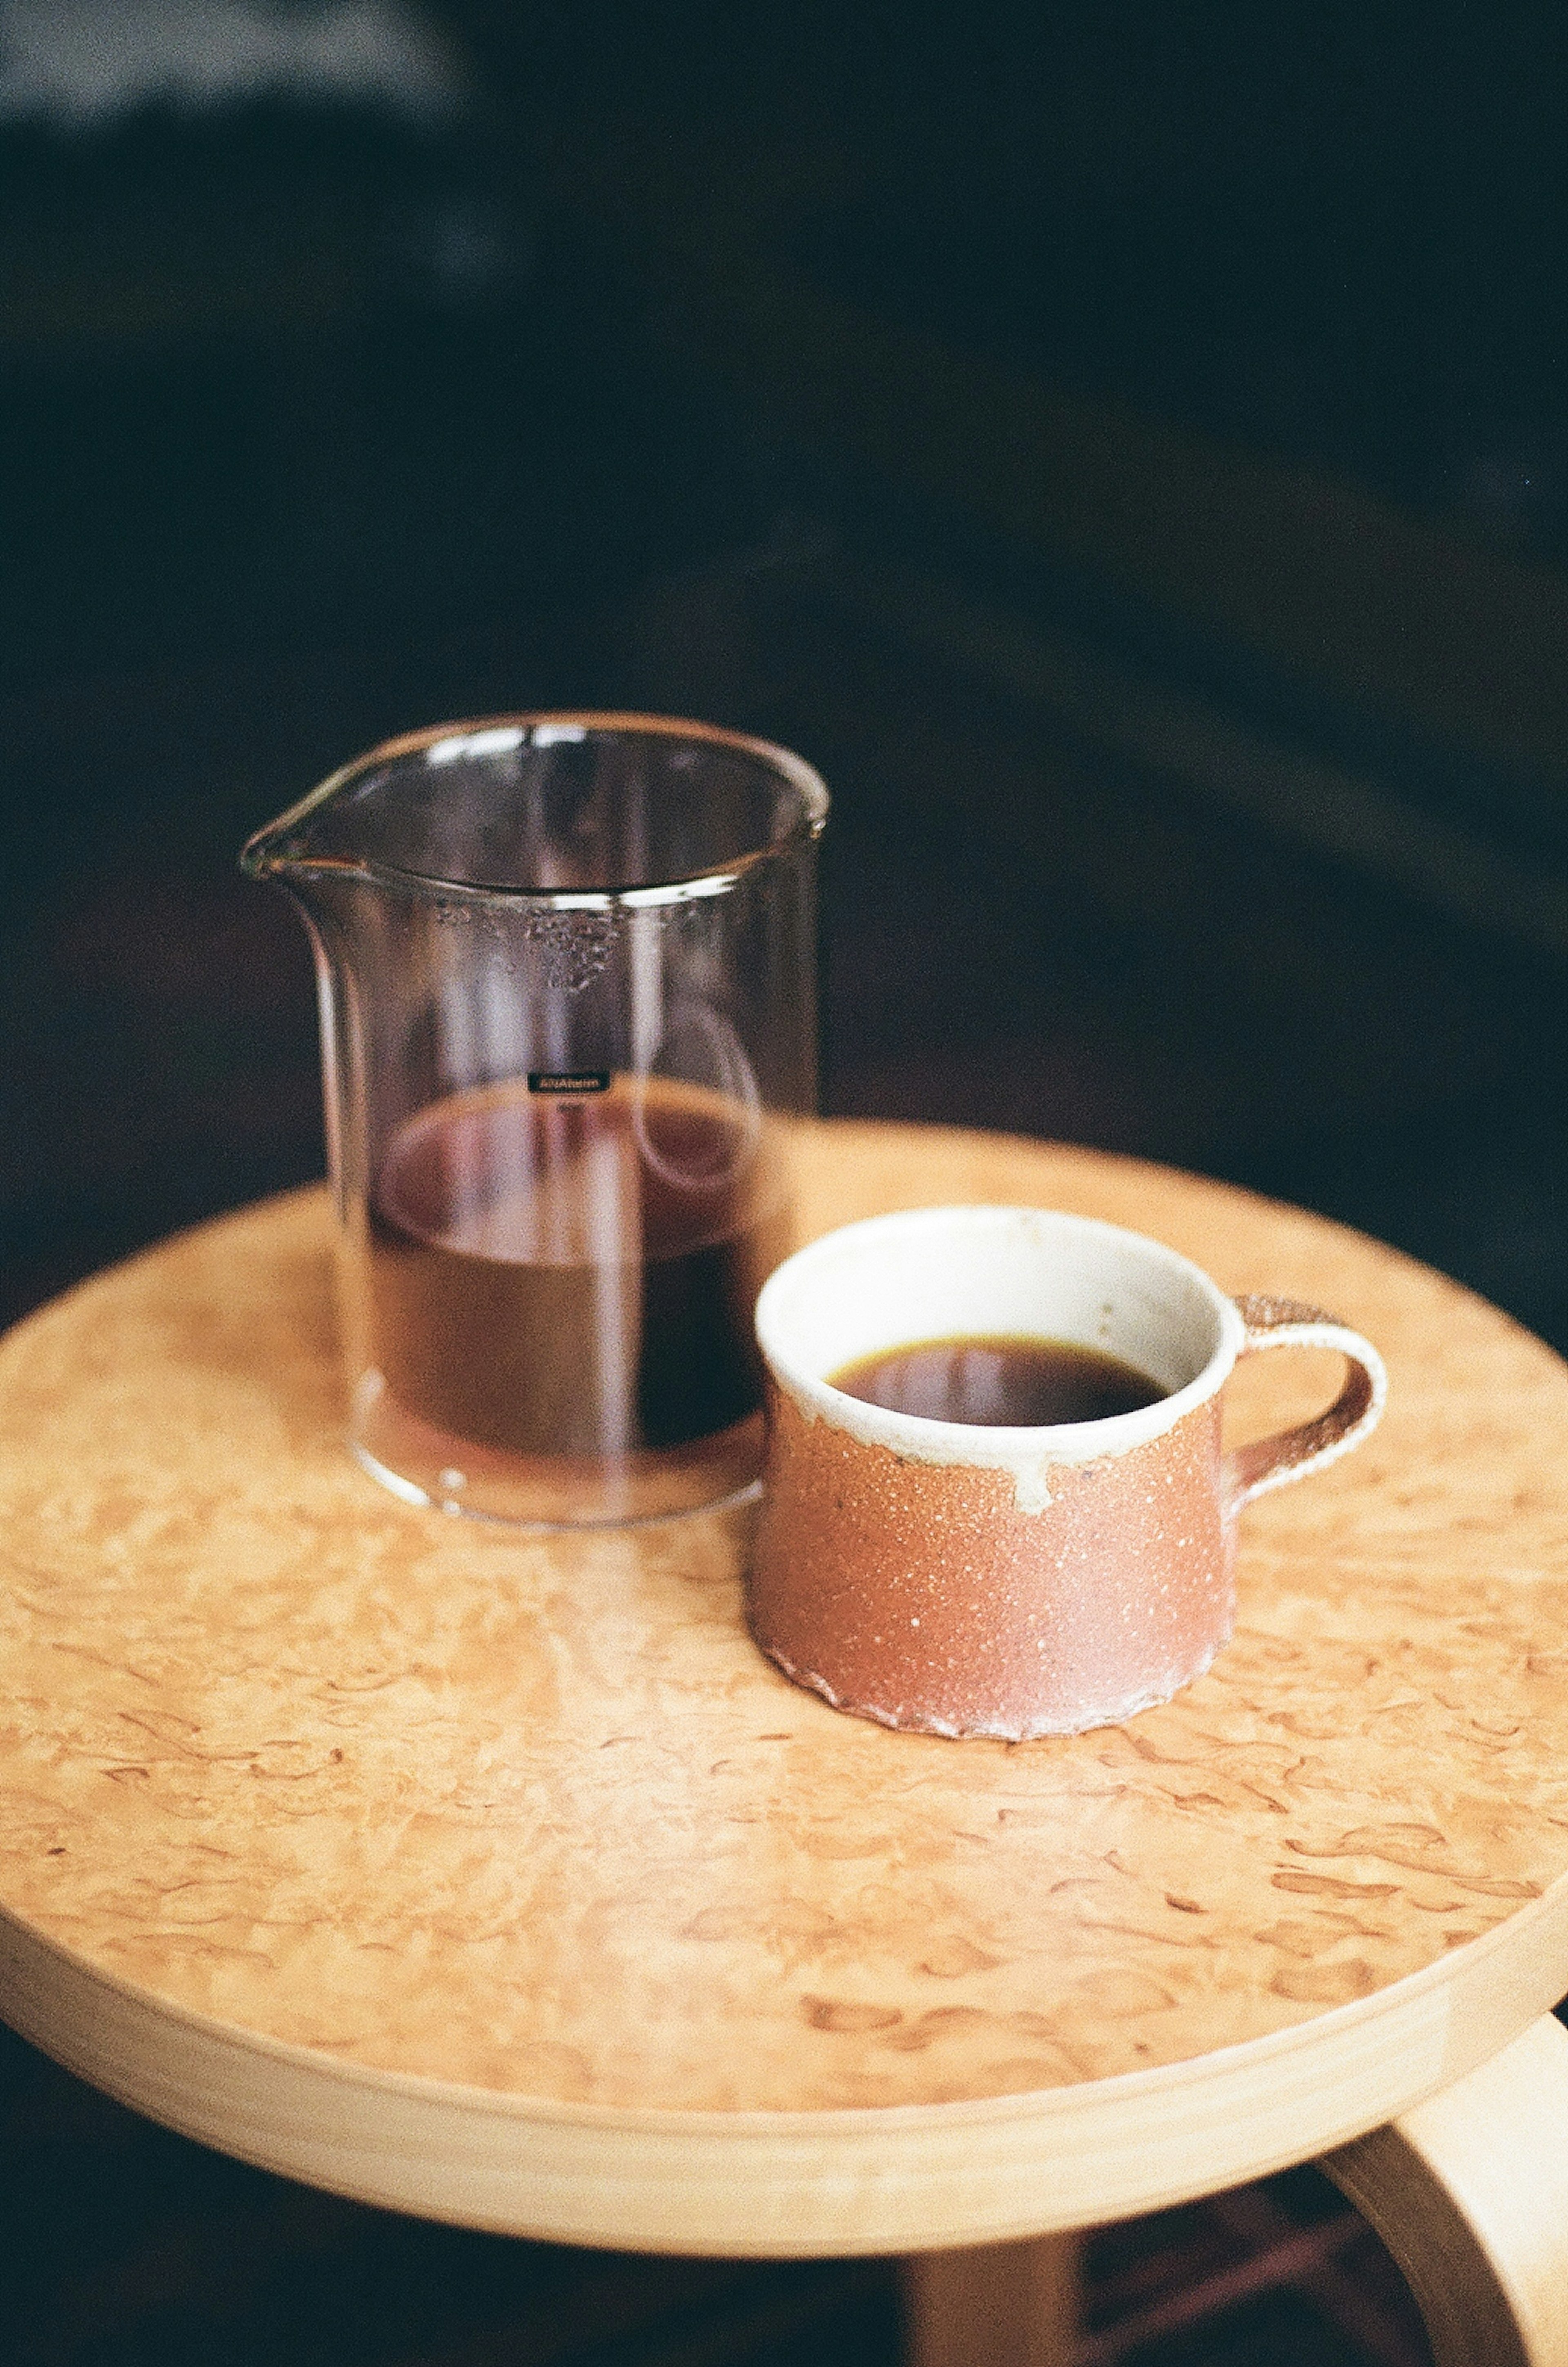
[828,1334,1166,1427]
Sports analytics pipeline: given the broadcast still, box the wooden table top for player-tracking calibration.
[2,1120,1568,2256]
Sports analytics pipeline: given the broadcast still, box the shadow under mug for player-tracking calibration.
[748,1205,1387,1741]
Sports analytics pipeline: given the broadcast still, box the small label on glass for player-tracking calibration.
[528,1070,611,1095]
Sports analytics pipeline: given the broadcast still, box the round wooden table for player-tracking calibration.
[2,1121,1568,2367]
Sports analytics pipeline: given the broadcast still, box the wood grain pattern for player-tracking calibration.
[1,1120,1567,2252]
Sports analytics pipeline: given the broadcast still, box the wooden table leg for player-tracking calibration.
[1321,2012,1568,2367]
[901,2234,1081,2367]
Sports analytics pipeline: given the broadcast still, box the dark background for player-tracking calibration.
[2,2,1566,2359]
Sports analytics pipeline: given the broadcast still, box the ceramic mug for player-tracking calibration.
[748,1205,1387,1740]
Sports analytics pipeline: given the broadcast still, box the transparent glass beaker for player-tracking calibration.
[242,714,828,1526]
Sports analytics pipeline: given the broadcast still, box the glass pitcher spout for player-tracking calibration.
[242,713,828,1528]
[242,713,826,897]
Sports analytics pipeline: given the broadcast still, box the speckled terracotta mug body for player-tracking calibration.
[749,1206,1386,1740]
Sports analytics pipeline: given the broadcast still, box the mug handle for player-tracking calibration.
[1223,1294,1388,1513]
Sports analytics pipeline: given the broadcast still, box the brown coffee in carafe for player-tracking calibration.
[368,1076,788,1462]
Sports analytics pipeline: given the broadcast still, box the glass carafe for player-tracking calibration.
[243,714,828,1526]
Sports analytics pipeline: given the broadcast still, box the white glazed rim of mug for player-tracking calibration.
[755,1206,1247,1471]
